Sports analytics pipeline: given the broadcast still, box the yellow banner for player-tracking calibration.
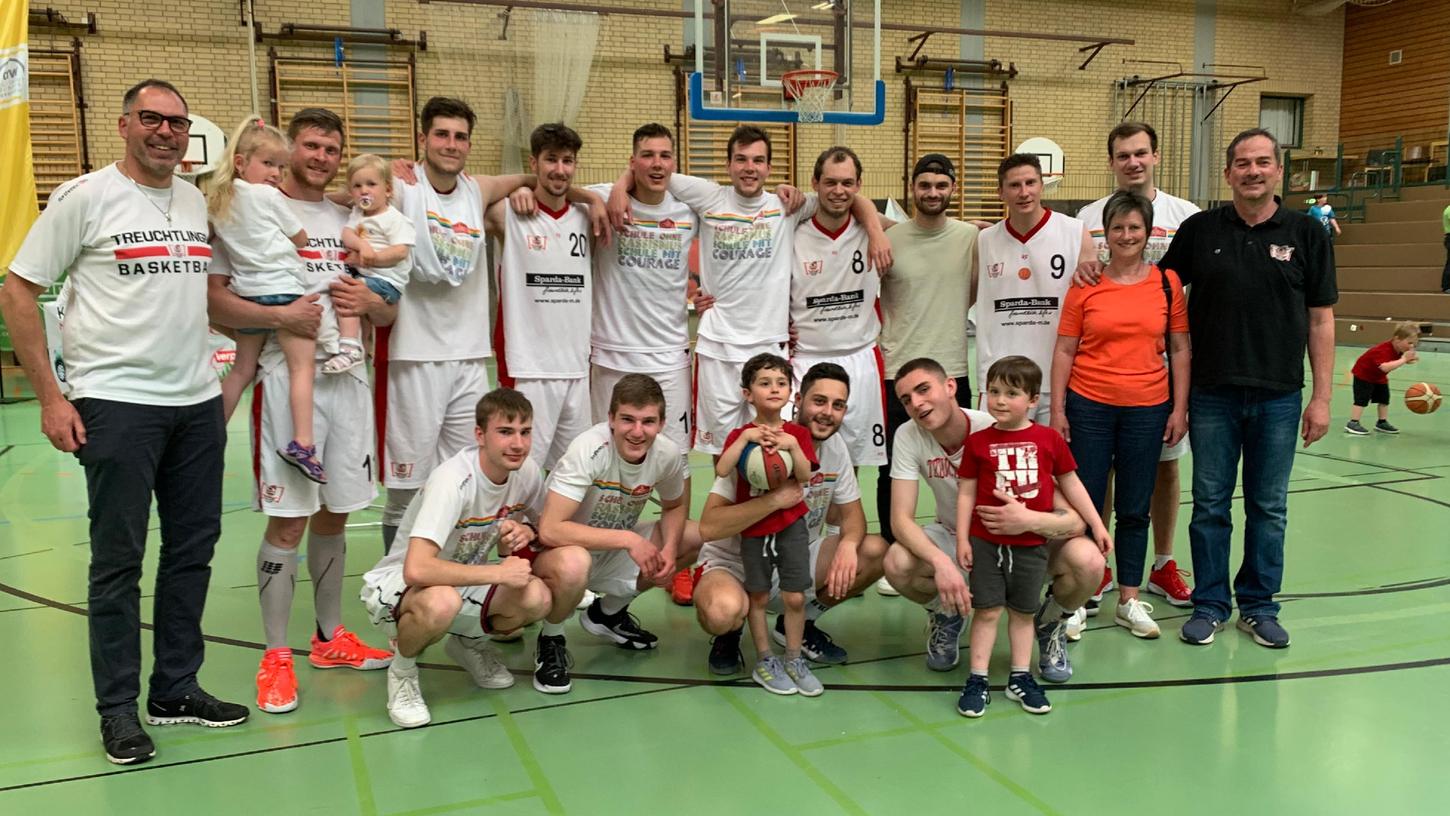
[0,2,38,271]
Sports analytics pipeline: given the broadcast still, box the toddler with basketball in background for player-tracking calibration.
[713,353,820,696]
[1346,321,1419,436]
[327,154,413,373]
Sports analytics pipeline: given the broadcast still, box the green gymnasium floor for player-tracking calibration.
[1,344,1447,814]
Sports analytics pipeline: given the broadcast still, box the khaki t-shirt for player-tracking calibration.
[879,218,979,379]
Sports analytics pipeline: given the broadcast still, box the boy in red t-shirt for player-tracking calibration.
[1347,321,1420,435]
[953,356,1110,717]
[715,353,819,696]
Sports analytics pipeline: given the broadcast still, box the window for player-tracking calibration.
[1259,95,1305,149]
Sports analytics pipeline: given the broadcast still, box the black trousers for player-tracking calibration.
[1441,234,1450,293]
[875,374,972,544]
[75,397,225,717]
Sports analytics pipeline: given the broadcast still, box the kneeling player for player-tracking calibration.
[361,389,558,727]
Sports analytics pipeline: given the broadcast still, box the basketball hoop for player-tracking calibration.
[782,69,839,124]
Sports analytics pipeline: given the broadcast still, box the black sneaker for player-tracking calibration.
[533,634,573,694]
[145,688,249,728]
[708,627,744,676]
[100,714,156,765]
[1345,419,1369,436]
[579,599,658,650]
[1005,671,1052,714]
[771,616,849,664]
[1374,419,1400,434]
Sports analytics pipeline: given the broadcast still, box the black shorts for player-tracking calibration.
[968,537,1048,614]
[1352,376,1390,407]
[741,517,812,594]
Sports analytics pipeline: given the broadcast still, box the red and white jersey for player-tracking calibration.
[669,174,814,358]
[9,165,217,405]
[975,210,1085,394]
[497,202,593,379]
[391,169,491,362]
[888,407,995,533]
[587,184,697,372]
[791,214,880,355]
[547,422,686,530]
[1077,188,1200,265]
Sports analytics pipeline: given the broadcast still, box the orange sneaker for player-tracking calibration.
[671,566,702,606]
[256,648,299,714]
[309,626,394,670]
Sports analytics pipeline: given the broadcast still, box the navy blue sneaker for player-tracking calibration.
[956,674,991,718]
[1237,614,1291,648]
[1005,672,1052,714]
[1179,613,1224,645]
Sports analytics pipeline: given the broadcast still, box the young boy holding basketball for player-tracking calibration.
[712,353,819,696]
[953,356,1110,718]
[1346,321,1420,435]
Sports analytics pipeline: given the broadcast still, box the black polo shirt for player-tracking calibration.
[1160,197,1336,392]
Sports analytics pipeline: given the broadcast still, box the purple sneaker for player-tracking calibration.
[278,440,327,484]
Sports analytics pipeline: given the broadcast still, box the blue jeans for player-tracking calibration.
[1187,385,1301,621]
[1064,390,1170,589]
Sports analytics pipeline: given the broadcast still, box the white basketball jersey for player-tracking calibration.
[547,422,686,530]
[1077,189,1200,265]
[498,203,593,379]
[975,210,1084,392]
[791,215,880,355]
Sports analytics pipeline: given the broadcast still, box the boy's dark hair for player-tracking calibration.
[996,153,1042,184]
[1225,127,1280,168]
[800,362,851,399]
[813,146,862,181]
[420,97,476,136]
[288,107,345,143]
[740,352,792,389]
[894,357,947,382]
[609,374,667,418]
[122,78,188,113]
[475,388,533,431]
[727,125,772,164]
[1107,121,1157,156]
[985,355,1042,398]
[632,122,675,151]
[531,122,583,157]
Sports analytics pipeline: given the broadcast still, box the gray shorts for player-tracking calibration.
[741,517,812,594]
[968,536,1048,614]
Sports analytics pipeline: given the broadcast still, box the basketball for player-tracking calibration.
[738,441,789,492]
[1405,382,1442,414]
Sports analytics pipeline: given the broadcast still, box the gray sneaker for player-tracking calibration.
[1034,606,1073,683]
[1345,419,1369,436]
[752,655,798,695]
[926,612,965,672]
[783,657,824,697]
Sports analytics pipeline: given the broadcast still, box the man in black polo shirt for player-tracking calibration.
[1159,128,1336,650]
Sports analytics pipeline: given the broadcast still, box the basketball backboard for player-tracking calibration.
[179,113,226,179]
[690,0,883,125]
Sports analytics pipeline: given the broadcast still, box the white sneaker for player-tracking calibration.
[386,666,431,728]
[1064,607,1086,642]
[445,635,516,689]
[1114,597,1160,639]
[576,589,597,610]
[875,576,900,597]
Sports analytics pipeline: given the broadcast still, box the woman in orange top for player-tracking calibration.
[1050,191,1190,640]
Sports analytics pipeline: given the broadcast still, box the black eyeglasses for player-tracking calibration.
[130,109,192,133]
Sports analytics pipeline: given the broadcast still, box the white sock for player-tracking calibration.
[257,540,297,650]
[805,596,830,622]
[925,596,942,613]
[599,593,634,617]
[1041,596,1069,621]
[1153,554,1171,571]
[391,652,417,672]
[540,620,566,637]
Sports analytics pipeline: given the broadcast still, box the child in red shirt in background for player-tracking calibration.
[715,353,820,697]
[1346,321,1420,436]
[954,356,1110,718]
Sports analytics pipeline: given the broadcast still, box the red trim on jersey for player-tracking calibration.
[297,249,324,260]
[810,213,852,241]
[493,274,514,388]
[373,325,391,483]
[250,381,265,511]
[690,355,700,449]
[873,344,888,431]
[536,199,571,220]
[113,245,212,260]
[1005,208,1053,244]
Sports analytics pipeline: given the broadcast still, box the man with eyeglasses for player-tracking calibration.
[0,79,249,765]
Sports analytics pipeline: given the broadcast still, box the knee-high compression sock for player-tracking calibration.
[308,530,347,638]
[382,487,417,553]
[258,540,298,650]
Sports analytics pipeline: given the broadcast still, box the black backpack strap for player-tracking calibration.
[1161,266,1174,408]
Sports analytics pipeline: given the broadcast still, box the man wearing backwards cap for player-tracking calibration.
[875,154,981,547]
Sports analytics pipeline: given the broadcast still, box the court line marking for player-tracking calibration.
[488,697,565,816]
[345,716,379,816]
[388,790,539,816]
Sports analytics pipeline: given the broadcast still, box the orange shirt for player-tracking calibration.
[1057,265,1188,406]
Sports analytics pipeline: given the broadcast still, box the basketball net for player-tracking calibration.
[782,69,838,124]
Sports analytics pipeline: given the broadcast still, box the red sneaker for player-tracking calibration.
[671,566,702,606]
[256,648,298,714]
[1091,566,1115,602]
[1147,559,1193,607]
[309,626,394,670]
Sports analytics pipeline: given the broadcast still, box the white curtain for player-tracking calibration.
[530,10,600,127]
[1259,97,1302,148]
